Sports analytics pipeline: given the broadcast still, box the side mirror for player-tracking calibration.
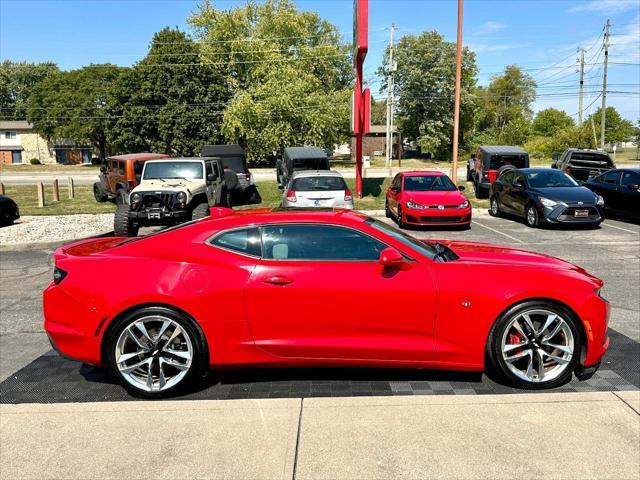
[390,186,400,193]
[278,185,284,190]
[207,173,216,182]
[99,165,107,173]
[458,185,466,191]
[513,181,523,189]
[379,247,405,268]
[135,174,141,183]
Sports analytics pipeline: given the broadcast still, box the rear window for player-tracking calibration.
[291,176,347,191]
[570,152,614,168]
[221,155,247,173]
[489,154,528,170]
[292,158,330,170]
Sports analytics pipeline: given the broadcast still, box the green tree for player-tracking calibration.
[502,116,532,146]
[189,0,351,162]
[476,65,536,136]
[370,98,387,126]
[27,64,123,159]
[106,28,229,156]
[0,61,59,119]
[377,31,477,159]
[532,108,574,136]
[586,107,634,145]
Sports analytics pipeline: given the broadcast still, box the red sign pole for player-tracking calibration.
[355,61,364,198]
[354,0,368,199]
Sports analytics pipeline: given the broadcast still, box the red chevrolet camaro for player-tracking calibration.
[385,171,472,228]
[44,208,609,398]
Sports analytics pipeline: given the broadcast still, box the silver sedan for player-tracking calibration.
[281,171,354,209]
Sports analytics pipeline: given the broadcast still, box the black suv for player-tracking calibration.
[469,146,529,199]
[277,147,330,188]
[201,144,261,205]
[552,149,615,182]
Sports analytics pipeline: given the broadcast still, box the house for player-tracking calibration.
[0,121,92,165]
[351,125,402,160]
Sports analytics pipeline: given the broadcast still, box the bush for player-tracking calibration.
[29,158,41,165]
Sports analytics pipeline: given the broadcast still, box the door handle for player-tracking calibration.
[262,275,293,285]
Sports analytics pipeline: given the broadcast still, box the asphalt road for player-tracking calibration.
[0,210,638,383]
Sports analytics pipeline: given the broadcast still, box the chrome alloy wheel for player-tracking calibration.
[490,197,499,216]
[115,316,193,392]
[500,309,574,383]
[526,206,538,226]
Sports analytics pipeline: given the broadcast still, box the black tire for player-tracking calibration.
[486,300,581,390]
[489,196,501,217]
[113,204,138,237]
[385,199,391,218]
[191,202,210,220]
[396,205,405,228]
[93,182,108,203]
[105,306,207,399]
[525,203,540,228]
[223,170,240,191]
[246,186,262,205]
[115,188,127,205]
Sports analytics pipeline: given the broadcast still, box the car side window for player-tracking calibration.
[391,174,401,188]
[261,224,386,261]
[210,228,261,257]
[602,171,621,185]
[621,172,640,186]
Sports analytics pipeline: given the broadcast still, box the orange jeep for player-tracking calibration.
[93,153,170,204]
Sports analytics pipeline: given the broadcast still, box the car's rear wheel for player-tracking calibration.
[487,301,580,389]
[489,196,501,217]
[106,307,206,398]
[113,204,138,237]
[525,204,539,228]
[93,182,108,203]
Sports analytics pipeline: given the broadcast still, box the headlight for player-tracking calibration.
[596,286,608,301]
[130,192,141,204]
[539,197,558,209]
[458,200,469,208]
[596,194,604,206]
[177,191,187,203]
[406,201,426,209]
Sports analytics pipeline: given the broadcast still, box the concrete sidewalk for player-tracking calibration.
[1,391,638,479]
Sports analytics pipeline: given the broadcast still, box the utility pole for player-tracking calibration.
[578,48,585,127]
[600,19,610,150]
[385,23,397,170]
[451,0,464,183]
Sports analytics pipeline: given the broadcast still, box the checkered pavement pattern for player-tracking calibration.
[1,329,637,404]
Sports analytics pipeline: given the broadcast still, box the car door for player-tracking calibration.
[619,171,640,218]
[496,171,515,213]
[386,174,402,214]
[244,223,437,361]
[509,172,529,216]
[599,170,622,211]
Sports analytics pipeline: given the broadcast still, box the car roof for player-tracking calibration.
[144,157,220,163]
[284,146,328,159]
[566,148,609,154]
[290,170,344,179]
[401,170,446,177]
[201,144,245,157]
[479,145,527,154]
[108,153,170,162]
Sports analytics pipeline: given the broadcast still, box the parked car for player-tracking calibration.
[0,195,19,226]
[201,144,261,206]
[583,168,640,221]
[281,171,353,209]
[489,168,605,228]
[385,171,471,228]
[551,149,615,182]
[94,153,170,204]
[470,146,529,199]
[44,208,609,397]
[277,147,330,187]
[113,157,229,237]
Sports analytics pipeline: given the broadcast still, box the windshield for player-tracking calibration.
[526,170,578,188]
[291,176,347,191]
[366,217,437,260]
[143,162,203,180]
[404,175,456,191]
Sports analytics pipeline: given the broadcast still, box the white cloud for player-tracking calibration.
[569,0,639,13]
[475,21,506,35]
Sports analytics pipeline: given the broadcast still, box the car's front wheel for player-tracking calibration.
[487,301,581,389]
[489,196,501,217]
[396,205,405,228]
[525,204,540,228]
[113,204,138,237]
[106,307,206,398]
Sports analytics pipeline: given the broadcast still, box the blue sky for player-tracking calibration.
[1,0,638,121]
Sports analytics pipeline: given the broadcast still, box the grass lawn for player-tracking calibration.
[5,177,489,216]
[0,164,99,174]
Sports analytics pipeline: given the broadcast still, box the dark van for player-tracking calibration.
[277,147,330,187]
[201,144,261,205]
[470,146,529,198]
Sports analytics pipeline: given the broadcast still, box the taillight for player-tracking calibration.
[245,173,251,181]
[565,167,572,175]
[53,267,67,285]
[286,189,297,202]
[344,188,353,202]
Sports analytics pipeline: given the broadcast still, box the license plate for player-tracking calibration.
[314,200,322,206]
[148,211,162,220]
[574,210,589,217]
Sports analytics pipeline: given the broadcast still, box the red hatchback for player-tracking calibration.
[385,171,472,228]
[44,208,609,397]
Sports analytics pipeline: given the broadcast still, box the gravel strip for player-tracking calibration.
[0,214,113,246]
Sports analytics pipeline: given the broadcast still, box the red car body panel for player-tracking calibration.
[43,209,609,373]
[386,171,472,226]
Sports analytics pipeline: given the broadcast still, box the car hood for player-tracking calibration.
[431,240,601,282]
[405,190,466,206]
[530,186,597,204]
